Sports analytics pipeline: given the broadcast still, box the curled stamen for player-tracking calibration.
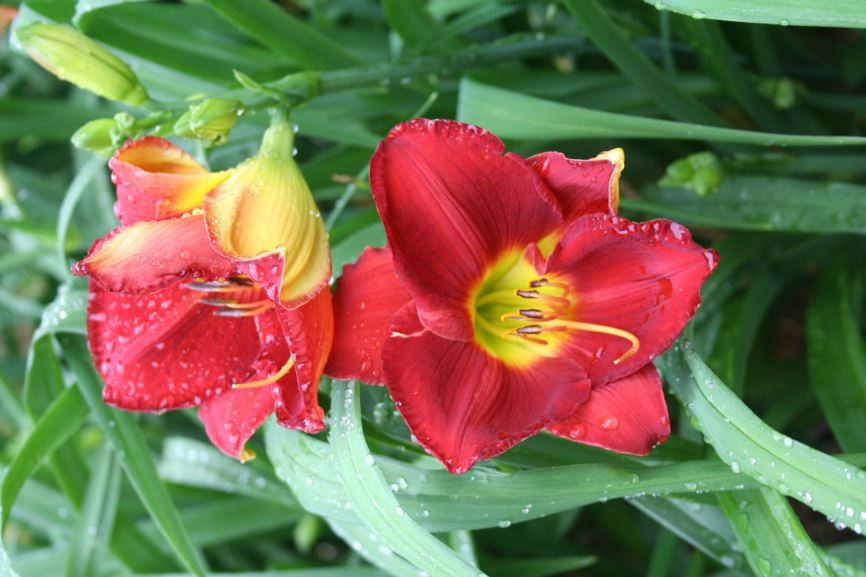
[519,308,544,319]
[515,324,543,334]
[535,293,571,310]
[233,356,295,389]
[529,278,549,288]
[530,278,571,296]
[516,289,539,299]
[546,320,640,364]
[224,300,271,310]
[213,302,274,317]
[513,332,548,345]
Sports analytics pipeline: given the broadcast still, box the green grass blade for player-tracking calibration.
[202,0,357,69]
[0,385,89,530]
[628,176,866,235]
[807,259,866,451]
[562,0,723,125]
[66,445,121,577]
[158,437,299,509]
[483,556,595,577]
[663,342,866,534]
[58,335,208,577]
[718,488,833,577]
[382,0,453,53]
[326,519,421,577]
[0,522,20,577]
[643,0,866,28]
[328,380,483,576]
[457,78,866,146]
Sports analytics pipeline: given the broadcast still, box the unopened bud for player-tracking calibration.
[72,118,117,156]
[14,23,148,106]
[173,98,241,145]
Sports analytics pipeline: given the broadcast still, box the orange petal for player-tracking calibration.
[110,137,230,225]
[74,213,235,293]
[204,119,330,308]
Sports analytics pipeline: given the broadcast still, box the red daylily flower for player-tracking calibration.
[74,118,333,461]
[326,119,717,473]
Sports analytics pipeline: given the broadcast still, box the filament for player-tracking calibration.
[233,356,295,389]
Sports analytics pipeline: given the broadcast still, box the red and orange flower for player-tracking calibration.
[327,119,717,473]
[74,116,332,461]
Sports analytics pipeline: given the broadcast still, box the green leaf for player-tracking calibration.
[58,334,208,577]
[562,0,722,125]
[326,519,422,577]
[718,488,833,577]
[328,380,482,577]
[382,0,454,53]
[642,0,866,28]
[0,385,89,530]
[627,176,866,234]
[66,445,121,577]
[0,509,21,577]
[202,0,358,70]
[330,222,385,276]
[457,78,866,146]
[0,99,101,143]
[268,405,770,533]
[807,259,866,451]
[483,556,595,577]
[158,437,299,509]
[663,342,866,534]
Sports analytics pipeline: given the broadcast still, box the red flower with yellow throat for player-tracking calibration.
[327,119,717,473]
[74,115,332,461]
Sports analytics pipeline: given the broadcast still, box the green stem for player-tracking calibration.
[269,34,586,99]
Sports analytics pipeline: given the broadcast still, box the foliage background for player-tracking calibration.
[1,1,866,576]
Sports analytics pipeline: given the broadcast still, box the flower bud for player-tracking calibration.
[173,98,241,145]
[204,114,330,307]
[660,151,723,197]
[14,23,148,106]
[72,118,117,156]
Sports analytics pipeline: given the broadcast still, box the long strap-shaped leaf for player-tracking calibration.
[640,0,866,28]
[0,522,19,577]
[329,380,484,577]
[664,342,866,534]
[59,335,208,577]
[0,385,89,529]
[457,78,866,147]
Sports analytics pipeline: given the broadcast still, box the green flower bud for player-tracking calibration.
[14,23,148,106]
[660,151,723,197]
[72,118,117,156]
[173,98,241,145]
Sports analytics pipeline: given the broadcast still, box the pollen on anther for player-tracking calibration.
[516,289,539,299]
[519,309,544,319]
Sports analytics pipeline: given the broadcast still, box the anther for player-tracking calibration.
[516,289,539,299]
[516,325,543,335]
[214,302,274,317]
[529,278,549,288]
[519,309,545,319]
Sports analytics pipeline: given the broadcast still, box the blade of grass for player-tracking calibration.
[642,0,866,28]
[458,78,866,146]
[58,334,208,577]
[562,0,723,125]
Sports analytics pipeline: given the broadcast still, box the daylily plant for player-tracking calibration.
[74,115,332,461]
[327,119,717,474]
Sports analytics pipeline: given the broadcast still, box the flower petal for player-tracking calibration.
[528,148,624,219]
[73,214,236,293]
[87,283,261,412]
[382,302,590,473]
[199,384,277,461]
[326,246,411,385]
[370,119,563,341]
[273,286,333,433]
[110,137,229,225]
[545,214,718,385]
[205,121,330,308]
[546,364,669,455]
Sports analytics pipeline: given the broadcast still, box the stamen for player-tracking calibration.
[516,289,539,299]
[224,300,271,310]
[530,278,571,296]
[535,293,571,310]
[516,324,543,334]
[545,320,640,364]
[213,302,274,317]
[233,356,295,389]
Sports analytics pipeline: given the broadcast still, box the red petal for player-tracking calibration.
[546,214,717,385]
[547,364,669,455]
[199,384,278,461]
[273,286,333,433]
[528,149,623,219]
[110,137,229,226]
[326,247,411,385]
[87,283,261,411]
[382,302,590,473]
[370,119,563,341]
[74,214,235,293]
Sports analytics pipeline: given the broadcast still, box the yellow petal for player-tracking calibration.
[592,148,625,213]
[205,119,330,308]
